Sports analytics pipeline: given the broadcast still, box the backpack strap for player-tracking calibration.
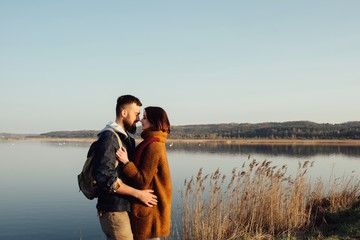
[103,128,123,168]
[104,127,123,149]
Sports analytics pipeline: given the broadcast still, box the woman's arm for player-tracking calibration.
[94,133,157,206]
[116,144,163,188]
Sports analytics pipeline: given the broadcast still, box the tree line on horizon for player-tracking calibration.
[35,121,360,140]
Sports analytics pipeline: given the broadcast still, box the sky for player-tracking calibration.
[1,1,359,134]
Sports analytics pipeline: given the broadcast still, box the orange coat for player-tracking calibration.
[122,130,172,240]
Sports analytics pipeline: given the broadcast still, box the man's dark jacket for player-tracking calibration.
[93,130,135,212]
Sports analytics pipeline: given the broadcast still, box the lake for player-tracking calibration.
[0,140,359,239]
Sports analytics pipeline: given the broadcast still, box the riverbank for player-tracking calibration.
[2,137,360,146]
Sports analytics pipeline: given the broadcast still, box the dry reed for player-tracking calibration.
[173,158,360,239]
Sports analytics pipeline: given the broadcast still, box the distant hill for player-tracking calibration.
[37,130,98,138]
[170,121,360,139]
[31,121,360,140]
[0,133,38,138]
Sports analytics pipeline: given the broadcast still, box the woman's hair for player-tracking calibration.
[145,106,171,133]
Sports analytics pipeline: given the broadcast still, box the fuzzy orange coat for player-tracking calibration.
[122,130,172,240]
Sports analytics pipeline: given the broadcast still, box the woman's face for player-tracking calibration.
[141,110,152,130]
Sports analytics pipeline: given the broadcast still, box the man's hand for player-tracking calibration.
[137,189,158,207]
[114,180,158,206]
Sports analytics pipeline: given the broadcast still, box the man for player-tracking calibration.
[93,95,158,240]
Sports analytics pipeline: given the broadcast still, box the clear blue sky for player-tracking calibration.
[1,1,359,133]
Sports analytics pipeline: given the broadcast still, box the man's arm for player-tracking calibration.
[94,131,157,206]
[112,178,158,207]
[93,131,118,192]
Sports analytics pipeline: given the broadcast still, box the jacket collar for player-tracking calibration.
[100,121,128,137]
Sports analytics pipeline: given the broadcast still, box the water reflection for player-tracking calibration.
[0,140,359,240]
[167,142,360,158]
[38,140,360,158]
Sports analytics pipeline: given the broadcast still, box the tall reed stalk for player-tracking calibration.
[174,158,360,239]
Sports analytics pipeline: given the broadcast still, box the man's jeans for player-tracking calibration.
[99,211,133,240]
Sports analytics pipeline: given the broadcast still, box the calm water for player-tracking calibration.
[0,140,359,239]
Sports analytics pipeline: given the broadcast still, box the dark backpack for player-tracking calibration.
[77,128,122,200]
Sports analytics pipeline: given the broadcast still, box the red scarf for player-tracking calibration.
[132,137,160,166]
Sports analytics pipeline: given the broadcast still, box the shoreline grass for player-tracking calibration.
[171,159,360,239]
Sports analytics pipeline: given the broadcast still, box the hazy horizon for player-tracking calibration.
[1,119,360,135]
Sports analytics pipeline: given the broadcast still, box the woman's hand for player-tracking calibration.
[116,147,129,164]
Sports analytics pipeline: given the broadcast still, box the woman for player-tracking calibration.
[116,106,172,240]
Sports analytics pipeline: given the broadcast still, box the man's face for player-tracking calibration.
[123,102,141,134]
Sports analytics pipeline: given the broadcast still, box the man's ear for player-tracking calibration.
[121,109,127,118]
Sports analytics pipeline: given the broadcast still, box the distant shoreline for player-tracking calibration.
[2,137,360,146]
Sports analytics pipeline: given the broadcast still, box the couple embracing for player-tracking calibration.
[92,95,172,240]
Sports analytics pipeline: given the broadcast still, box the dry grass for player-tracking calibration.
[172,158,360,240]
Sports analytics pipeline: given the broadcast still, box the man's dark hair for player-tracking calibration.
[116,95,142,117]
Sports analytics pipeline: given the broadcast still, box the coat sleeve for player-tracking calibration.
[93,131,118,192]
[122,143,162,189]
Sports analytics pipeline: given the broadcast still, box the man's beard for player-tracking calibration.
[124,120,137,134]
